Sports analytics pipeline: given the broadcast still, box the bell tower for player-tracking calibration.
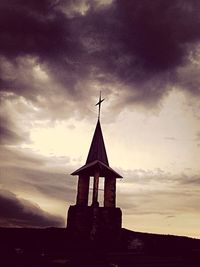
[67,93,122,238]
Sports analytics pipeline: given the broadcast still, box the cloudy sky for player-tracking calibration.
[0,0,200,238]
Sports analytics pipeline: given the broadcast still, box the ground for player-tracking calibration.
[0,228,200,266]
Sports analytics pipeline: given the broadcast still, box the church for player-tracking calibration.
[67,93,122,239]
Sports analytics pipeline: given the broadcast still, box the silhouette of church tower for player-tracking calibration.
[67,93,122,237]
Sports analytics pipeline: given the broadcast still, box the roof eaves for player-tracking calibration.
[71,160,123,178]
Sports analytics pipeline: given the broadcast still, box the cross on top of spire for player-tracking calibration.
[95,91,105,120]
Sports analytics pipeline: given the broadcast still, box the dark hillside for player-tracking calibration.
[0,227,199,266]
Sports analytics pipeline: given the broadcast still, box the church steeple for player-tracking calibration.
[67,93,122,236]
[86,119,109,166]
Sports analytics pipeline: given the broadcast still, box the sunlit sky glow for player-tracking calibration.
[0,0,200,238]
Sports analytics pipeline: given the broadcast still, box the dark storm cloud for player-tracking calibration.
[81,0,200,106]
[0,0,200,113]
[0,0,71,59]
[117,169,200,216]
[0,89,32,144]
[1,165,76,202]
[116,0,200,71]
[0,147,76,203]
[0,189,64,227]
[0,115,29,145]
[0,124,23,145]
[0,146,47,167]
[120,168,200,186]
[0,0,88,109]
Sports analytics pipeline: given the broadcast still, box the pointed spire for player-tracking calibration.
[71,92,122,178]
[86,119,109,166]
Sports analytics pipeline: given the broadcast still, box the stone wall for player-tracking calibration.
[67,205,122,237]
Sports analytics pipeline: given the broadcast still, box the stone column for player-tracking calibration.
[92,171,100,205]
[104,176,116,207]
[76,174,90,206]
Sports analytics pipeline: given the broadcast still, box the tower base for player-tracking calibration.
[67,205,122,240]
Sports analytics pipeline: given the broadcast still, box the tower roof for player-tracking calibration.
[71,118,122,178]
[71,160,122,178]
[86,119,109,166]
